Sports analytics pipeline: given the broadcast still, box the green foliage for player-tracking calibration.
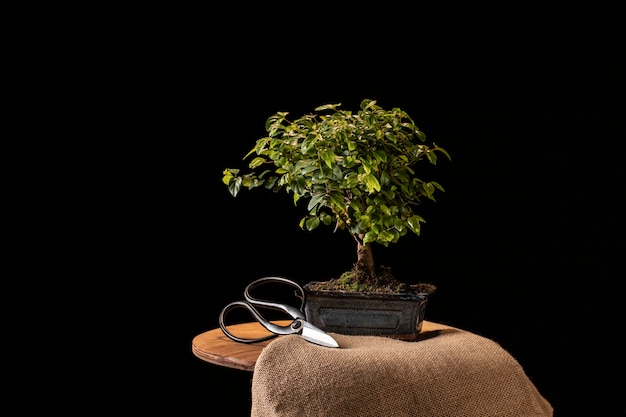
[222,99,451,248]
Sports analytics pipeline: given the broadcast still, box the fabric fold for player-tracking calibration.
[251,323,552,417]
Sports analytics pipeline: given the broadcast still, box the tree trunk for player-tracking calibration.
[355,235,376,281]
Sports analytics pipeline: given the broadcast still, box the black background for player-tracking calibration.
[68,5,623,416]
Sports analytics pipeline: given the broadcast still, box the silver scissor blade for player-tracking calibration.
[300,321,340,348]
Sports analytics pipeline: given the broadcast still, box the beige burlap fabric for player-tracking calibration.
[251,323,552,417]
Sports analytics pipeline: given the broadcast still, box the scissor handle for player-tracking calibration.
[243,276,306,320]
[219,301,304,344]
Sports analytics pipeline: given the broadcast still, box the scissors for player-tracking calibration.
[219,276,339,348]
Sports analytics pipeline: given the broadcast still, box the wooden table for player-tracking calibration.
[191,321,291,371]
[192,320,444,372]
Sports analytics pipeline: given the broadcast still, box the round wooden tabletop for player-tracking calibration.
[192,320,442,372]
[192,321,292,371]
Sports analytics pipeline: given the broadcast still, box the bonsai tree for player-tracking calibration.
[222,99,450,293]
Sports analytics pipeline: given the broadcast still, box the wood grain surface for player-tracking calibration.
[192,321,292,371]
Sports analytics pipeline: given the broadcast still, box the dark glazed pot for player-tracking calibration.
[303,283,434,340]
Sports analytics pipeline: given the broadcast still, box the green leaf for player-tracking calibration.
[407,215,425,235]
[321,149,336,168]
[361,159,372,174]
[315,103,341,111]
[305,217,320,231]
[307,193,325,211]
[344,172,359,186]
[373,149,387,162]
[426,151,438,165]
[363,231,376,245]
[222,174,233,186]
[431,181,446,192]
[364,174,381,193]
[228,177,242,197]
[423,182,436,200]
[379,171,391,187]
[301,135,317,154]
[249,157,266,169]
[379,230,395,242]
[327,192,345,210]
[381,188,394,199]
[434,145,452,160]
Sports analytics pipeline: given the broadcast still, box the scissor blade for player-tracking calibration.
[300,321,340,348]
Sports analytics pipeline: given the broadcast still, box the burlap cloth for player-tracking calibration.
[251,322,552,417]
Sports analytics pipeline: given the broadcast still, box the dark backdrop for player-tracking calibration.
[83,6,623,416]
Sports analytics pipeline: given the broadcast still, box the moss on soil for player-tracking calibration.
[306,265,436,295]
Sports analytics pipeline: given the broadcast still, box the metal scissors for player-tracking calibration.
[219,276,339,348]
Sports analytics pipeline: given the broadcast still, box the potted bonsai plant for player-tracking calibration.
[222,99,450,339]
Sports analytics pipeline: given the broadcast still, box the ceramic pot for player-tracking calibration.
[303,283,434,340]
